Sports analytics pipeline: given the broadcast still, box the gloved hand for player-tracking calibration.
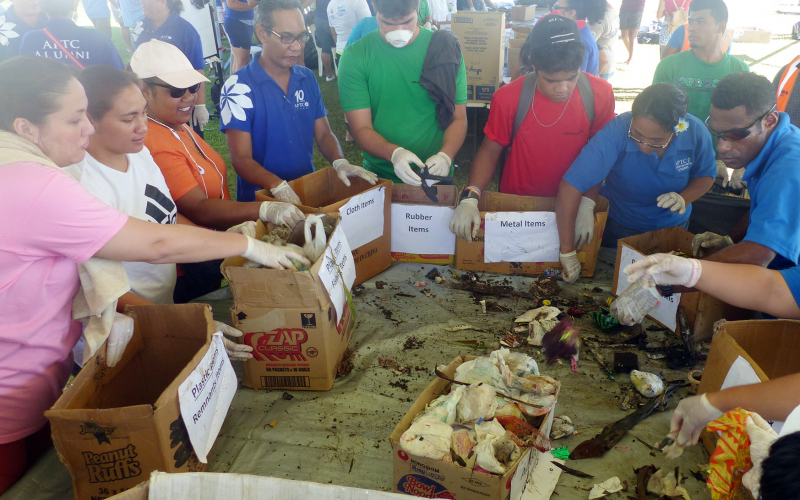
[106,313,135,368]
[449,198,481,243]
[469,6,476,10]
[227,220,257,238]
[742,414,779,499]
[716,159,729,180]
[259,201,304,228]
[192,105,210,129]
[725,168,746,190]
[691,232,734,257]
[213,321,254,361]
[656,192,686,214]
[391,147,424,186]
[669,393,723,446]
[270,180,302,204]
[241,236,311,270]
[610,279,661,325]
[624,253,703,288]
[424,21,432,29]
[560,251,582,283]
[574,196,595,250]
[425,151,452,177]
[332,158,378,187]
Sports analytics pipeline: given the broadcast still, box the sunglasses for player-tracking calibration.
[704,105,777,142]
[150,81,201,98]
[628,123,673,149]
[268,28,311,45]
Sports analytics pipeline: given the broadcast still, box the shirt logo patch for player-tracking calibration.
[220,75,253,125]
[294,89,310,109]
[676,157,692,172]
[0,15,19,46]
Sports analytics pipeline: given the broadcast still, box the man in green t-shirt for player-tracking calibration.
[338,0,468,185]
[418,0,432,28]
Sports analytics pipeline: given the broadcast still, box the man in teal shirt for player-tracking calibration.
[338,0,468,185]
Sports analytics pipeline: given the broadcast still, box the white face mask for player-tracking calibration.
[383,28,414,48]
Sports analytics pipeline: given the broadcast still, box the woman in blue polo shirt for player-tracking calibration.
[224,0,254,74]
[555,82,716,282]
[0,0,47,62]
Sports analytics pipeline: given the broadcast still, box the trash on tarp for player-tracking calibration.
[515,306,561,324]
[456,384,499,424]
[541,318,580,366]
[647,468,691,500]
[631,370,665,398]
[588,476,623,499]
[613,352,640,373]
[590,308,620,332]
[550,446,570,460]
[551,416,575,440]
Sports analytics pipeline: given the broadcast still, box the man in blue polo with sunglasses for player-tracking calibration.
[693,72,800,274]
[220,0,377,203]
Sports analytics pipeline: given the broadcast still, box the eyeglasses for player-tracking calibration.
[628,123,673,149]
[704,105,777,142]
[268,28,311,45]
[150,82,201,98]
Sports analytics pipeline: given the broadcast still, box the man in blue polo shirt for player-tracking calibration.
[693,72,800,272]
[0,0,47,62]
[221,0,376,203]
[20,0,124,69]
[83,0,113,38]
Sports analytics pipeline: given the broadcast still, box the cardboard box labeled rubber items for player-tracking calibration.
[454,191,609,277]
[45,304,223,500]
[391,184,457,264]
[612,227,753,341]
[256,168,391,286]
[451,11,505,103]
[222,218,356,392]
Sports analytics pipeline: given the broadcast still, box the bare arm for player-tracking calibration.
[555,180,584,254]
[707,372,800,422]
[346,108,399,162]
[314,116,345,164]
[704,241,777,267]
[196,72,205,106]
[439,104,468,161]
[465,137,504,192]
[661,45,680,58]
[175,186,262,230]
[679,176,714,205]
[331,26,337,45]
[657,0,666,19]
[226,0,254,11]
[226,129,284,191]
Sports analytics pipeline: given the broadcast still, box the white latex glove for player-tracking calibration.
[574,196,595,250]
[560,251,582,283]
[610,279,661,325]
[241,235,310,270]
[391,147,424,186]
[656,192,686,214]
[227,220,257,238]
[270,180,302,204]
[332,158,378,187]
[725,168,746,190]
[742,414,779,499]
[259,201,304,228]
[106,313,135,368]
[213,321,254,361]
[691,231,734,257]
[669,393,723,447]
[424,21,432,29]
[192,105,210,129]
[449,198,480,243]
[624,253,702,288]
[469,6,476,10]
[715,159,728,180]
[425,151,452,177]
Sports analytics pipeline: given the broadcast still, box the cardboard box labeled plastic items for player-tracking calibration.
[391,184,458,264]
[451,11,505,103]
[612,227,753,341]
[390,356,557,500]
[222,219,356,392]
[45,304,220,500]
[454,191,609,277]
[256,168,392,286]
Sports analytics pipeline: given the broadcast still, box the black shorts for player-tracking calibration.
[314,19,334,54]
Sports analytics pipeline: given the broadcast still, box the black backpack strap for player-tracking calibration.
[510,72,538,146]
[576,72,594,127]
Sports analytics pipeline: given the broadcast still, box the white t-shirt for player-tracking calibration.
[780,404,800,437]
[64,148,178,304]
[327,0,371,54]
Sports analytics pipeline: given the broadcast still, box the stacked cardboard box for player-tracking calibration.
[451,11,505,104]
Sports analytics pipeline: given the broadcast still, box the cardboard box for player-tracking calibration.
[451,11,505,104]
[255,168,392,286]
[509,5,536,21]
[612,227,753,341]
[732,27,772,43]
[389,355,557,500]
[454,192,609,277]
[391,184,457,264]
[221,220,356,392]
[45,304,216,500]
[507,37,526,82]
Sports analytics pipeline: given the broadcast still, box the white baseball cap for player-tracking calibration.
[130,40,209,88]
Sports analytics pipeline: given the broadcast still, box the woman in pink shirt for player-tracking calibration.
[0,56,309,494]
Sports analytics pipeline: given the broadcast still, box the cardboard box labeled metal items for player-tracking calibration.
[45,304,215,500]
[451,11,505,104]
[391,184,457,264]
[256,168,392,286]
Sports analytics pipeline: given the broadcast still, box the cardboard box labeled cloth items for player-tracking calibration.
[256,168,391,286]
[455,192,609,277]
[222,218,356,392]
[391,184,457,264]
[46,305,237,500]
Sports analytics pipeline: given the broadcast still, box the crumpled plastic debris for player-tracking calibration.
[494,397,524,419]
[400,416,454,462]
[528,318,557,346]
[456,384,498,424]
[742,413,778,499]
[590,309,620,332]
[495,415,552,452]
[515,306,561,323]
[419,385,465,425]
[588,477,623,499]
[473,419,521,475]
[646,468,690,500]
[630,370,665,398]
[455,357,505,388]
[550,416,575,440]
[451,425,477,464]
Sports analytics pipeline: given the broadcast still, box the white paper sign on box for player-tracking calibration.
[483,212,560,263]
[178,333,237,463]
[616,245,680,331]
[318,225,356,323]
[338,187,385,249]
[391,204,456,255]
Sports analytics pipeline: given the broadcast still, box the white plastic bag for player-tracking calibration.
[302,215,326,262]
[399,416,453,461]
[419,385,466,425]
[456,384,498,423]
[631,370,665,398]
